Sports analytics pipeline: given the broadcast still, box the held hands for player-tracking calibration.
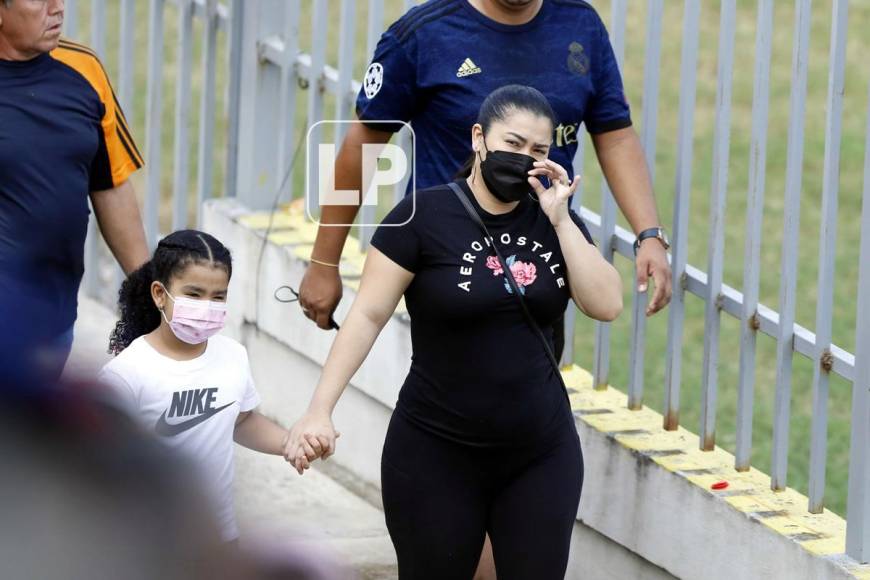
[283,411,341,475]
[528,160,580,229]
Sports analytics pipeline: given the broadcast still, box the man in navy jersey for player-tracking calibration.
[300,0,671,333]
[0,0,149,379]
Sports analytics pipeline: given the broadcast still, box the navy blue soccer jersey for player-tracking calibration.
[0,39,143,337]
[356,0,632,194]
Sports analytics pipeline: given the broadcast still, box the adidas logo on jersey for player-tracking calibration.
[456,58,482,78]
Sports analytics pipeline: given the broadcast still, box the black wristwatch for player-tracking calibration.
[633,227,670,255]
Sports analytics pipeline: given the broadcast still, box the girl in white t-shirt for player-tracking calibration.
[99,229,291,542]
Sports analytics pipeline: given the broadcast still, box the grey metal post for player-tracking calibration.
[735,0,773,471]
[64,0,78,39]
[592,0,626,391]
[235,0,285,209]
[663,0,701,430]
[172,0,195,230]
[627,0,663,409]
[304,1,328,220]
[560,126,587,369]
[224,0,245,199]
[771,0,812,493]
[808,0,848,514]
[196,0,220,225]
[144,0,165,248]
[845,77,870,564]
[699,0,736,451]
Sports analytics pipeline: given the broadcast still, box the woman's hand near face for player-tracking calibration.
[284,411,341,475]
[527,159,580,228]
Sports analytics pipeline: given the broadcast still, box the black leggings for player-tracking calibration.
[381,411,583,580]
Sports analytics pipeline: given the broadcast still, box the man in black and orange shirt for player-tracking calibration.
[0,0,149,378]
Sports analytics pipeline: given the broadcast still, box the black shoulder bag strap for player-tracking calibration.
[447,182,571,398]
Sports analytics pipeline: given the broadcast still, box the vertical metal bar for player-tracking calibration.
[144,0,165,247]
[278,0,301,202]
[64,0,78,39]
[172,0,195,230]
[698,0,736,451]
[845,77,870,564]
[560,126,587,368]
[118,0,136,115]
[91,0,107,58]
[196,0,219,226]
[224,0,244,198]
[735,0,773,470]
[771,0,812,492]
[808,0,848,514]
[112,0,137,294]
[592,0,626,391]
[82,0,109,299]
[334,0,357,145]
[306,1,328,219]
[360,0,385,251]
[627,0,663,409]
[663,0,701,430]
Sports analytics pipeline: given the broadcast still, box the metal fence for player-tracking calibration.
[68,0,870,563]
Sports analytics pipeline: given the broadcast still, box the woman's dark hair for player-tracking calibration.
[108,230,232,355]
[455,84,557,178]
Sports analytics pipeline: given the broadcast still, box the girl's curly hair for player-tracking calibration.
[108,230,232,355]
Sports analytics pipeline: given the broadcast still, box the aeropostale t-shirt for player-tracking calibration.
[99,334,260,541]
[371,179,594,447]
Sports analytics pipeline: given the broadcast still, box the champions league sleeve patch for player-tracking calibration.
[364,62,384,99]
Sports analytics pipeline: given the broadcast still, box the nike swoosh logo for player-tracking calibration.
[155,402,234,437]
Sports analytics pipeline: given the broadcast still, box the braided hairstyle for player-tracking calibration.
[108,230,232,355]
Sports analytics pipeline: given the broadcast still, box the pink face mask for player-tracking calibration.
[159,286,227,345]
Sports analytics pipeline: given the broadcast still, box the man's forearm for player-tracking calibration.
[312,206,359,264]
[90,180,149,274]
[310,122,393,263]
[591,127,661,235]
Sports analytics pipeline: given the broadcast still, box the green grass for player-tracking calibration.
[69,0,869,517]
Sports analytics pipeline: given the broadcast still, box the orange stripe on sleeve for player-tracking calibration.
[51,40,144,188]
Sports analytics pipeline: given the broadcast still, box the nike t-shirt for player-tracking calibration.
[99,334,260,541]
[370,179,594,446]
[356,0,631,194]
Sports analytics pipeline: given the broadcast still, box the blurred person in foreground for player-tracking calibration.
[0,375,353,580]
[0,0,149,380]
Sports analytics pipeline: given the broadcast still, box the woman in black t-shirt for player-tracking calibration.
[286,85,623,579]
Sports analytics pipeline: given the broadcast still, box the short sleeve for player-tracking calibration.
[355,28,417,133]
[240,351,261,413]
[370,194,421,273]
[51,42,144,190]
[89,66,143,190]
[569,209,595,245]
[98,366,139,414]
[583,18,632,135]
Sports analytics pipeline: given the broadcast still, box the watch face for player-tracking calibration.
[659,229,670,246]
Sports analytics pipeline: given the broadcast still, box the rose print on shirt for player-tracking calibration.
[485,254,537,295]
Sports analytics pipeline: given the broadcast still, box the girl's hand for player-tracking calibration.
[528,160,580,228]
[284,411,341,475]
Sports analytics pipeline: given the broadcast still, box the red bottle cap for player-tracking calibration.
[711,480,729,490]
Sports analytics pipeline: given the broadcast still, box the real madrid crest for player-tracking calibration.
[567,42,590,76]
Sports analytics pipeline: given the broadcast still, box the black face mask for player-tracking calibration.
[478,141,537,203]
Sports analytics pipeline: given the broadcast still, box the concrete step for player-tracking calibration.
[234,447,398,579]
